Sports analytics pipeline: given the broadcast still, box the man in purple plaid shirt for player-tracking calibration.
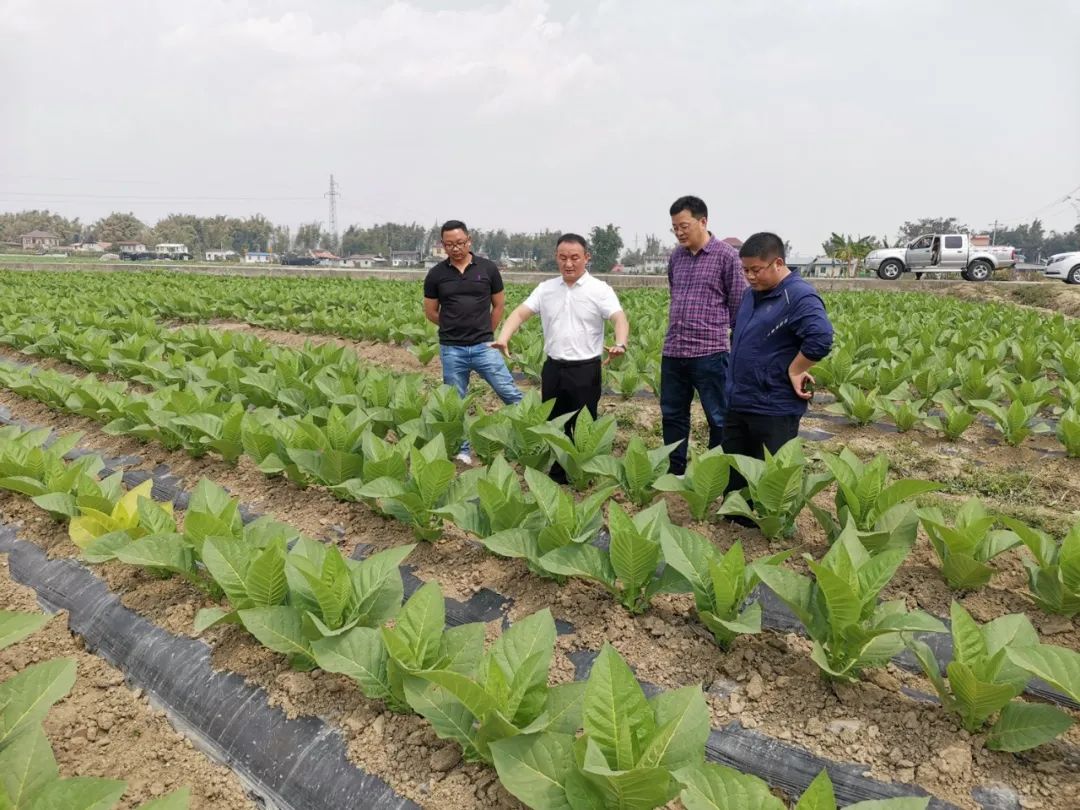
[661,195,748,475]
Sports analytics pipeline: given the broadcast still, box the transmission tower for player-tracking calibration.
[325,174,340,249]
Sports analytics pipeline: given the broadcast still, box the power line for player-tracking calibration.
[993,182,1080,225]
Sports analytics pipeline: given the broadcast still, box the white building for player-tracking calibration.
[345,254,385,268]
[155,243,190,258]
[242,251,274,264]
[205,249,238,261]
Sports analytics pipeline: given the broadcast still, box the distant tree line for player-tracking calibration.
[2,209,1076,266]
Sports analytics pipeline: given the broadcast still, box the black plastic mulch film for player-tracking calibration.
[0,406,1057,809]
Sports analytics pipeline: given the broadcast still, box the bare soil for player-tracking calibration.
[0,553,257,810]
[2,333,1079,808]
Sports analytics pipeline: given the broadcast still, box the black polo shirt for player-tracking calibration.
[423,254,504,346]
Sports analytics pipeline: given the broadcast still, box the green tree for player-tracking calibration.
[895,217,967,245]
[0,210,82,244]
[1042,223,1080,258]
[229,214,274,253]
[821,233,880,276]
[151,214,200,252]
[588,224,623,273]
[92,212,149,244]
[270,225,291,254]
[294,222,327,251]
[482,228,509,262]
[644,233,663,257]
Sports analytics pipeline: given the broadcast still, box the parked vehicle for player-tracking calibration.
[1042,251,1080,284]
[865,234,1017,282]
[281,254,319,266]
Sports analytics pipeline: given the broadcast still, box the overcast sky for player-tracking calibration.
[3,0,1079,255]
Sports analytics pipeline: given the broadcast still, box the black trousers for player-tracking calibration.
[721,410,801,493]
[541,356,602,484]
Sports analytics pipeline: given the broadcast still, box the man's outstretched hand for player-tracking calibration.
[603,344,626,366]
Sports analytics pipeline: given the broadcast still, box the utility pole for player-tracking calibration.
[325,174,339,251]
[991,219,998,246]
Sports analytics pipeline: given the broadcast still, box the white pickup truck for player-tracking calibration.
[865,234,1017,282]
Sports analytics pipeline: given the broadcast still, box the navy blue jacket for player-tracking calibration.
[726,271,834,416]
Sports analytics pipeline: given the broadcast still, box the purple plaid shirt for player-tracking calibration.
[663,236,748,357]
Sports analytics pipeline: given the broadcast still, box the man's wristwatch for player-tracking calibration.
[613,343,626,350]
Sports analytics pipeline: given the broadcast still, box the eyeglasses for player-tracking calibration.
[443,240,470,250]
[671,221,701,235]
[742,260,777,277]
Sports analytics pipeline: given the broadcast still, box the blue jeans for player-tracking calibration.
[440,343,523,453]
[660,351,729,475]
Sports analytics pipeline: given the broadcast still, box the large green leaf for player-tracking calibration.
[0,725,57,808]
[0,658,77,749]
[608,503,661,599]
[243,538,288,607]
[200,535,251,607]
[637,685,709,771]
[489,610,555,707]
[986,701,1073,752]
[382,581,444,670]
[808,562,860,638]
[133,787,193,810]
[946,661,1019,729]
[677,762,785,810]
[1006,644,1080,703]
[402,678,477,752]
[580,738,675,810]
[540,543,615,586]
[350,544,414,627]
[0,612,50,652]
[237,606,311,663]
[311,627,391,701]
[582,644,653,771]
[115,533,192,575]
[658,525,712,606]
[794,769,835,810]
[491,732,575,810]
[23,777,127,810]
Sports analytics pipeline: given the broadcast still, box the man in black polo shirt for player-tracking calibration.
[423,220,523,464]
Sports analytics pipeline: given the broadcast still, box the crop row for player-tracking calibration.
[3,343,1078,615]
[3,423,1080,808]
[3,272,1080,449]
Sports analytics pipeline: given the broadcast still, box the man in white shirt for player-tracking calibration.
[492,233,630,484]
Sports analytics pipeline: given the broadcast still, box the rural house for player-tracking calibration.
[20,230,60,250]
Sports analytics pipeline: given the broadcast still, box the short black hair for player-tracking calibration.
[669,196,708,219]
[556,233,589,252]
[739,232,786,262]
[440,220,468,236]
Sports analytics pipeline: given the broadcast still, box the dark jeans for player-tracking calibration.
[660,351,729,475]
[721,409,802,492]
[541,356,602,484]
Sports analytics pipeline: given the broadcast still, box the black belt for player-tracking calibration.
[546,356,602,368]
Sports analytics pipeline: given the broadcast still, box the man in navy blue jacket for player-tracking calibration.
[723,232,834,489]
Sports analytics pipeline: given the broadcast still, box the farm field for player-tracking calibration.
[0,269,1077,810]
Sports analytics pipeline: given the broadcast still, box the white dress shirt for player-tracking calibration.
[522,273,623,361]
